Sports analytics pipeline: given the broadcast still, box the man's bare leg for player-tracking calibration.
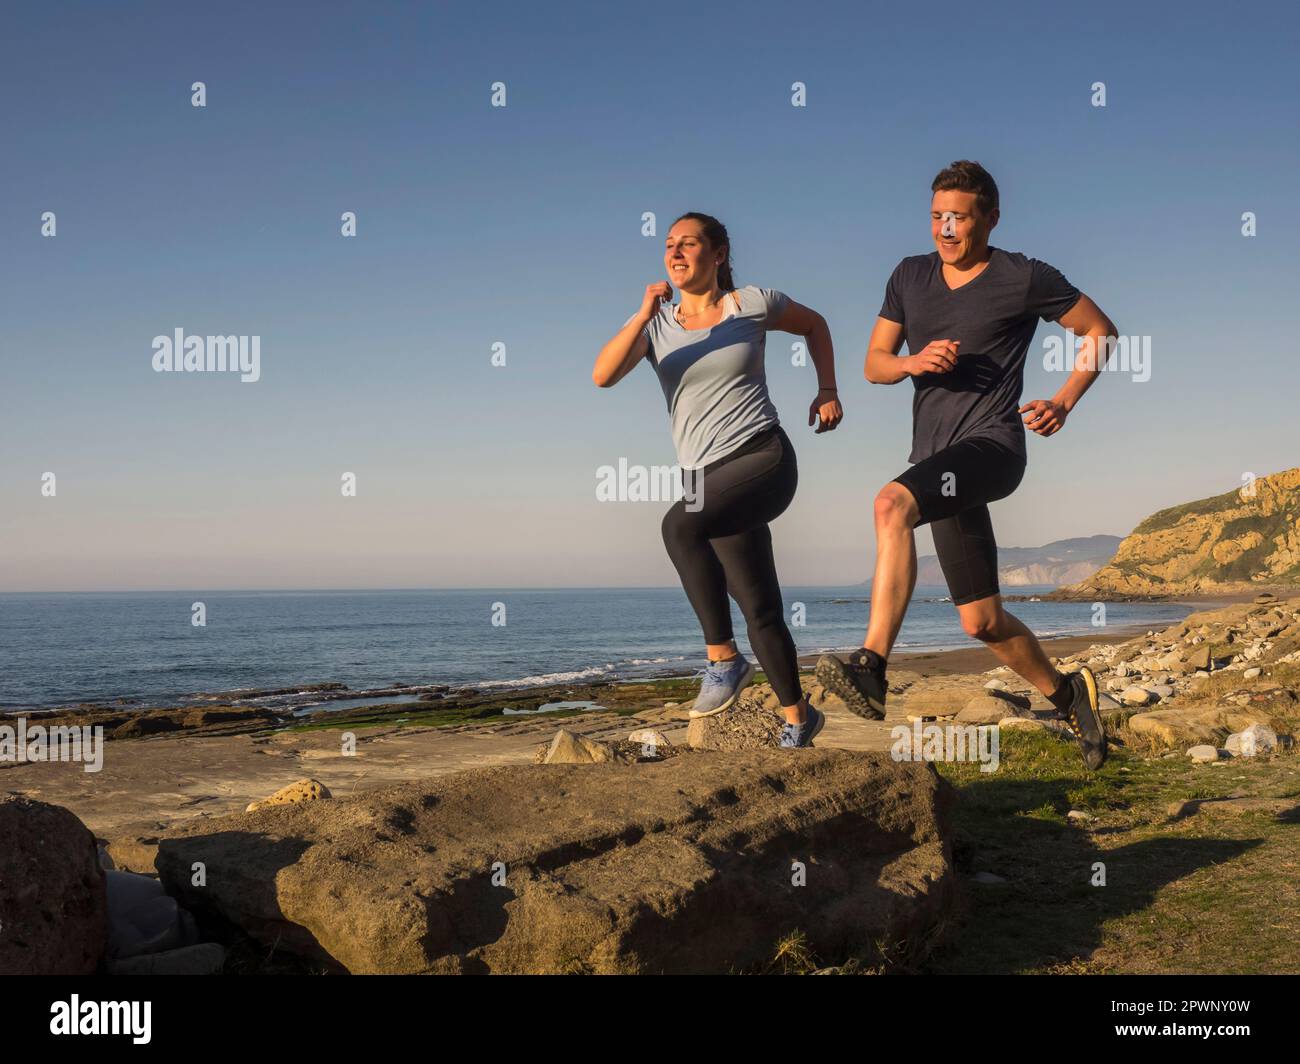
[863,482,920,658]
[955,593,1063,696]
[814,482,918,721]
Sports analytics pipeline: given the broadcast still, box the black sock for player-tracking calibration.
[1047,675,1073,713]
[852,648,887,675]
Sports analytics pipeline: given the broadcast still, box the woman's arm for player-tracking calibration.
[768,298,843,433]
[593,282,670,387]
[769,299,837,392]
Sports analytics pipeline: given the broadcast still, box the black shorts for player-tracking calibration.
[892,437,1026,607]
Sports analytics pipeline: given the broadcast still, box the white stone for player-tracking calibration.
[1225,723,1278,758]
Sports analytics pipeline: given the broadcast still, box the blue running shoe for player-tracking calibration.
[689,656,756,718]
[779,704,825,748]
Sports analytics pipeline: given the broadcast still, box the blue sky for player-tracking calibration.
[2,0,1296,590]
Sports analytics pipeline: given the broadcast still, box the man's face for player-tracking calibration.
[930,189,997,265]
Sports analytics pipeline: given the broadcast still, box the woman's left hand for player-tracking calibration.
[809,389,843,433]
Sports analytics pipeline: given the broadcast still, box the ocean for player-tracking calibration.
[0,586,1193,711]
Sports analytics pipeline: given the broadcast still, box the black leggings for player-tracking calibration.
[661,426,802,706]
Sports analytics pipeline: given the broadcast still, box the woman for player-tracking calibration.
[593,212,842,748]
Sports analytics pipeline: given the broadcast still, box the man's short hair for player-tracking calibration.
[932,160,999,216]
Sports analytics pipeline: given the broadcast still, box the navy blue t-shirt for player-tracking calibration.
[879,248,1080,463]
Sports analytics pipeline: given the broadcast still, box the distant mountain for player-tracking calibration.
[1049,467,1300,600]
[914,534,1122,587]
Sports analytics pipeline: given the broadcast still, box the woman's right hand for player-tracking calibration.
[639,282,673,321]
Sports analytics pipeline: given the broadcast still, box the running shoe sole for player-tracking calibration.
[814,654,885,720]
[1065,666,1107,771]
[688,660,756,718]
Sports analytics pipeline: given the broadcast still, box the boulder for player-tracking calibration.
[1121,686,1154,706]
[687,692,784,750]
[627,728,672,751]
[0,797,108,975]
[538,729,617,764]
[245,778,331,813]
[956,692,1032,725]
[106,942,226,976]
[155,750,955,974]
[1127,705,1287,750]
[1225,723,1279,757]
[104,870,199,960]
[1187,745,1220,763]
[1186,645,1213,671]
[997,717,1069,738]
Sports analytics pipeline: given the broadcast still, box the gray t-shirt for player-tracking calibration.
[641,285,789,469]
[879,248,1080,463]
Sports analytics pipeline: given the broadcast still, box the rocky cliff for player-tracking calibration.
[1049,467,1300,600]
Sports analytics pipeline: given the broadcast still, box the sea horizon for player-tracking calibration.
[0,585,1196,711]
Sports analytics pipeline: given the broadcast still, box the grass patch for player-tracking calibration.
[919,731,1300,974]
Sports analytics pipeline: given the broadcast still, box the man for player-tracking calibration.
[817,160,1116,770]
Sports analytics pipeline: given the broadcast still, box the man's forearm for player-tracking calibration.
[1053,328,1114,410]
[866,347,910,385]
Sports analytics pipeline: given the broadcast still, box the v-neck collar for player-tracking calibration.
[936,248,998,293]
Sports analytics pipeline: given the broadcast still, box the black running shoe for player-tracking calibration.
[1055,666,1108,771]
[815,650,886,721]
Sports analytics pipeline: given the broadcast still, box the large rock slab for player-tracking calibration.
[955,691,1033,724]
[155,750,954,974]
[0,796,108,975]
[1126,705,1287,749]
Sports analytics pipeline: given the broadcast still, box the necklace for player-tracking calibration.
[675,293,725,324]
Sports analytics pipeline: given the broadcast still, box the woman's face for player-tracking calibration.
[664,220,721,292]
